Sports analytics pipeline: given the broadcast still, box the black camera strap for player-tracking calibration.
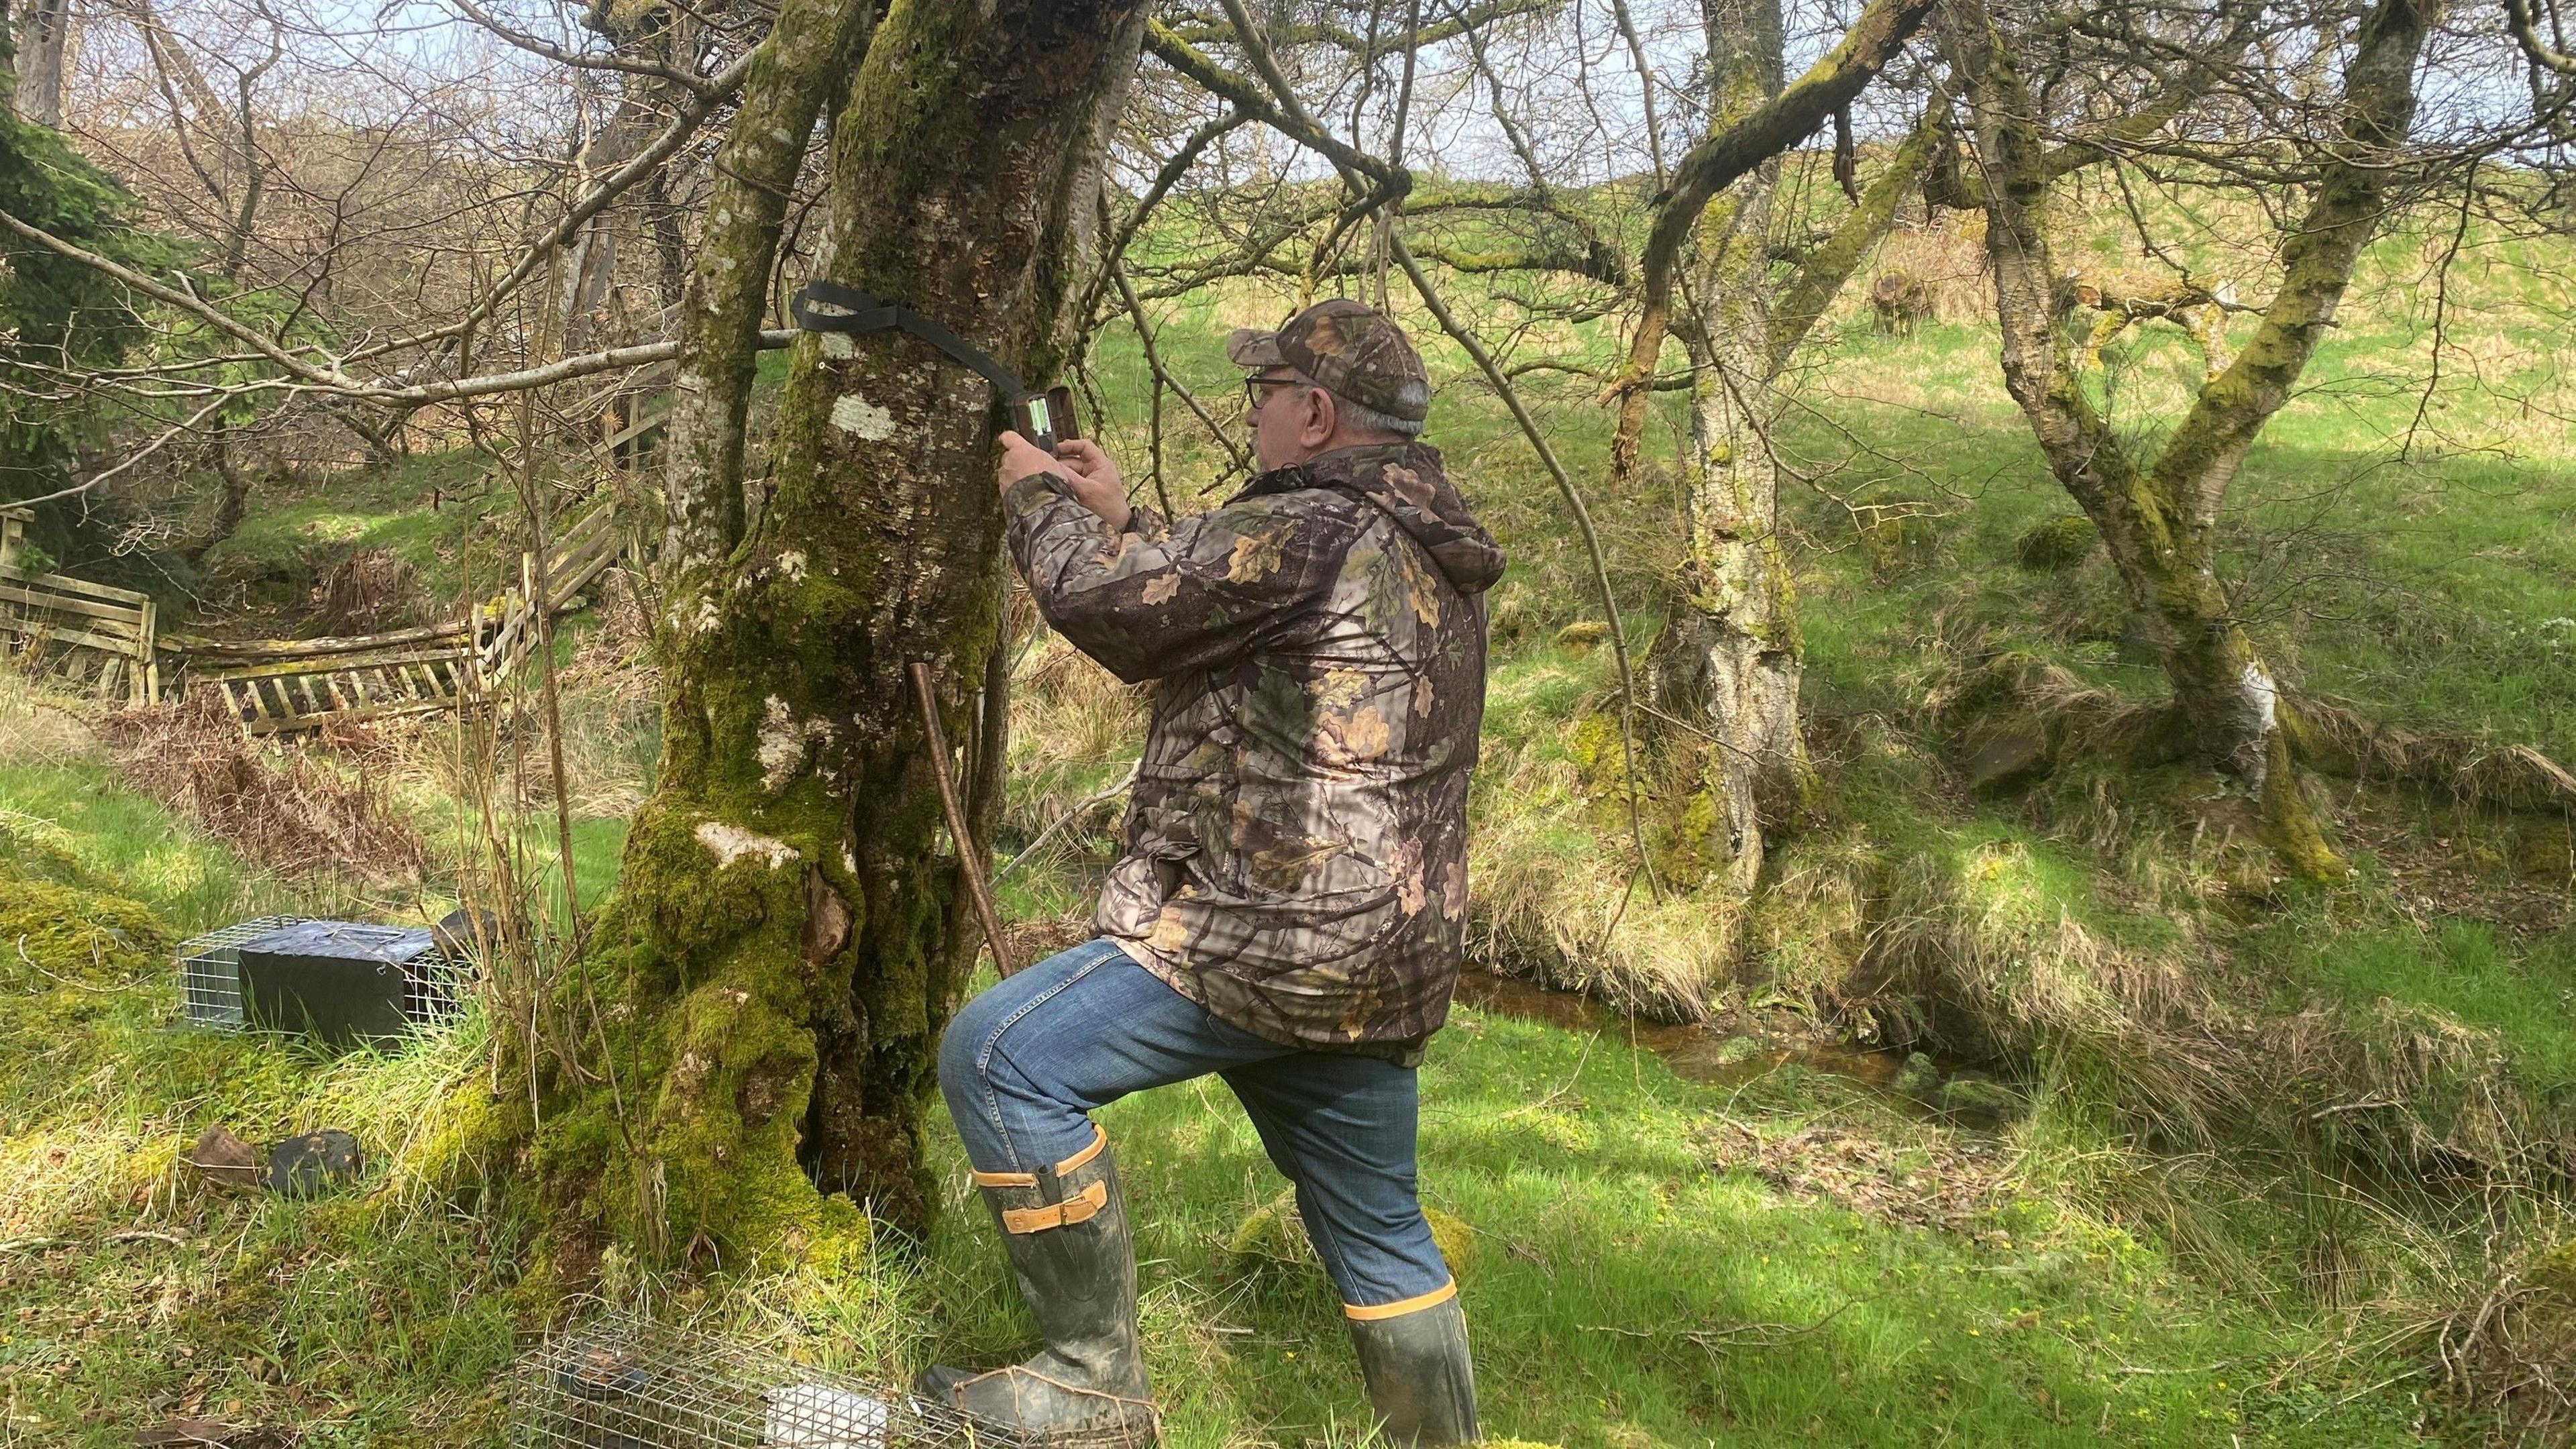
[788,280,1030,400]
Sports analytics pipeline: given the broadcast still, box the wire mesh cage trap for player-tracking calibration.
[176,916,472,1035]
[178,914,305,1028]
[508,1307,1012,1449]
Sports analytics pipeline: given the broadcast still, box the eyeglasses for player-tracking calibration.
[1242,374,1309,413]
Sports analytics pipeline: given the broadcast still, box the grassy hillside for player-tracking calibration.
[0,690,2450,1445]
[4,180,2573,1444]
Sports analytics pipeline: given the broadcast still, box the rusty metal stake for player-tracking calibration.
[910,659,1016,979]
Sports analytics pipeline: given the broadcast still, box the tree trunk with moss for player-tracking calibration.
[1944,0,2431,881]
[542,0,1146,1264]
[1647,0,1928,898]
[1648,0,1794,899]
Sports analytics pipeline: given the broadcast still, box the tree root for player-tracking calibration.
[1944,653,2576,818]
[2283,693,2576,814]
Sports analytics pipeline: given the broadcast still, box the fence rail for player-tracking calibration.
[1,496,630,734]
[0,506,160,704]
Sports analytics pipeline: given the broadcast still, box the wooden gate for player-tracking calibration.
[186,496,632,735]
[186,623,478,736]
[6,492,630,733]
[0,505,161,703]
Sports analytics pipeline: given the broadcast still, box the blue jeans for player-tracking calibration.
[937,939,1456,1313]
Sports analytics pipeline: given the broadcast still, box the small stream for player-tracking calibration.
[1451,969,1917,1093]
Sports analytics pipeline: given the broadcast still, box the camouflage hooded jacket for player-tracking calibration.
[1003,441,1506,1061]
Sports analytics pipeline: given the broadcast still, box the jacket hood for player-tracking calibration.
[1244,442,1507,595]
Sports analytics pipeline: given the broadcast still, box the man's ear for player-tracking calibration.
[1304,388,1338,446]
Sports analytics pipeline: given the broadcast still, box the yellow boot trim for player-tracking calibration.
[970,1124,1107,1189]
[998,1179,1110,1234]
[1344,1279,1458,1322]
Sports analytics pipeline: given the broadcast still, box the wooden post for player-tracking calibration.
[136,599,158,704]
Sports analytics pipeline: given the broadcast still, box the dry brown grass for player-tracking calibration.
[101,691,429,884]
[545,586,663,820]
[2426,1227,2576,1443]
[1465,738,1735,1023]
[312,547,429,634]
[1843,835,2232,1145]
[2291,694,2576,815]
[1003,626,1146,845]
[1795,812,2565,1201]
[1701,1118,2017,1236]
[0,673,96,765]
[1868,211,1996,327]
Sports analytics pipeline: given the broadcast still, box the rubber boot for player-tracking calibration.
[918,1128,1157,1444]
[1346,1288,1479,1446]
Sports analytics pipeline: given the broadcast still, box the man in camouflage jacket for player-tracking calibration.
[923,300,1501,1445]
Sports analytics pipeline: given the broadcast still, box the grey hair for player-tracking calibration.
[1332,392,1426,439]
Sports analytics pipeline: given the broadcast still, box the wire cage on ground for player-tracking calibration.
[176,916,472,1034]
[507,1307,1014,1449]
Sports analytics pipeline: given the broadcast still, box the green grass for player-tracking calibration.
[912,999,2433,1447]
[0,754,295,932]
[8,170,2576,1446]
[2271,916,2576,1102]
[0,864,2435,1447]
[191,447,529,622]
[0,692,2453,1446]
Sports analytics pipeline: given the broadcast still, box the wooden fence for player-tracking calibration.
[189,496,633,736]
[183,622,480,735]
[0,505,161,704]
[1,494,631,735]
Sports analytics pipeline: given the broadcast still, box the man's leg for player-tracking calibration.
[928,938,1294,1440]
[1222,1054,1479,1445]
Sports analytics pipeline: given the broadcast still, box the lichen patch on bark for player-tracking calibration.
[828,393,896,439]
[695,821,799,869]
[757,697,804,792]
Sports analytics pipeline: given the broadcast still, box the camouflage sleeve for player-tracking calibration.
[1121,500,1171,543]
[1003,471,1351,684]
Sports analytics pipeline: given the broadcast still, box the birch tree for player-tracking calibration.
[1638,0,1935,906]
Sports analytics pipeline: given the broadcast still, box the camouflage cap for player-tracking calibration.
[1226,298,1431,424]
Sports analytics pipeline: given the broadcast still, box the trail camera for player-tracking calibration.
[178,916,468,1044]
[786,282,1077,459]
[509,1307,1008,1449]
[1009,386,1081,453]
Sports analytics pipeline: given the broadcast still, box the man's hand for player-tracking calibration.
[997,430,1130,533]
[996,429,1059,493]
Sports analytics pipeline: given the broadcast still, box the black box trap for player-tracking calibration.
[177,916,469,1044]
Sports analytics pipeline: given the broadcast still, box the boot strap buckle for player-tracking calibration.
[999,1179,1110,1234]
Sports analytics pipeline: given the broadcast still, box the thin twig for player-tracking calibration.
[14,936,123,994]
[914,661,1016,979]
[1112,261,1249,481]
[2401,155,2478,461]
[1391,235,1663,900]
[1578,1292,1874,1347]
[1,1229,189,1254]
[995,763,1139,886]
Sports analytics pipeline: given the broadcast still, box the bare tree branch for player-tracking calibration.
[449,0,734,96]
[1603,0,1938,478]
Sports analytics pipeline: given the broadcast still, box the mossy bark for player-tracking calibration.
[1646,0,1928,898]
[1944,0,2432,881]
[1602,0,1938,474]
[1649,0,1796,901]
[543,0,1148,1264]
